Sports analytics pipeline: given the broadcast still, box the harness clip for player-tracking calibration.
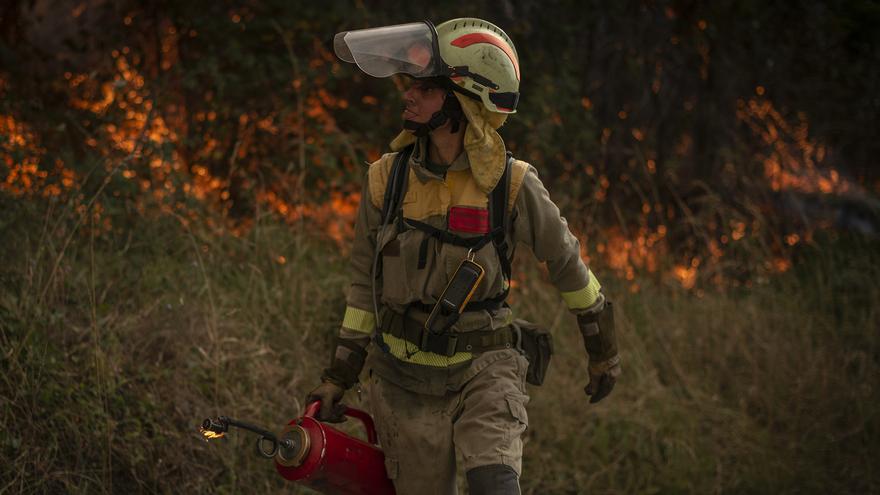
[445,334,459,357]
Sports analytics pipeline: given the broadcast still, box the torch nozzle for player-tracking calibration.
[199,415,291,459]
[202,417,229,434]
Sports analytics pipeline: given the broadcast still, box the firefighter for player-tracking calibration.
[307,18,620,494]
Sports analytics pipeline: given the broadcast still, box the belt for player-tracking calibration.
[408,298,505,314]
[383,309,517,357]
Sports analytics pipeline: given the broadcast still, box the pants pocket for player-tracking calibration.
[505,393,529,429]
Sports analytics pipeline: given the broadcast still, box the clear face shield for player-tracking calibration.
[333,21,450,79]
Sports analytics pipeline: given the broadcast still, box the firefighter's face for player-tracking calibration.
[402,78,446,125]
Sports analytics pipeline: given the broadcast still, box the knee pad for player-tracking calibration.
[466,464,520,495]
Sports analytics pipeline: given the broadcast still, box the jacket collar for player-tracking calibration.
[390,92,507,193]
[409,137,470,183]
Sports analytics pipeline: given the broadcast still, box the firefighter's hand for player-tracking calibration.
[584,354,621,404]
[306,381,347,423]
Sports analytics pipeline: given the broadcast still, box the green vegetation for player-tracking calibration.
[2,194,877,494]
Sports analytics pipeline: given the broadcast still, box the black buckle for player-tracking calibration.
[445,334,458,357]
[418,328,458,357]
[419,328,430,351]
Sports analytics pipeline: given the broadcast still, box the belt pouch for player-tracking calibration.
[513,318,554,386]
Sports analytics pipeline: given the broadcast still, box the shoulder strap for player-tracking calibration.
[381,144,415,223]
[487,153,514,300]
[491,152,514,239]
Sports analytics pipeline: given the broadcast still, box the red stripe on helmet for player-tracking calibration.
[450,33,520,81]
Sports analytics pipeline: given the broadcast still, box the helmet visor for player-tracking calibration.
[334,22,444,78]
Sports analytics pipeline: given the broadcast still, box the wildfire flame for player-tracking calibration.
[4,30,861,294]
[737,96,854,195]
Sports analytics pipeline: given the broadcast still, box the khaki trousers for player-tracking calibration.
[366,351,530,495]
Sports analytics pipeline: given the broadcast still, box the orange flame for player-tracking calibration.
[672,264,698,290]
[737,97,853,195]
[9,44,850,291]
[199,427,225,440]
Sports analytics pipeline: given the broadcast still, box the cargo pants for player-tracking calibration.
[366,350,530,494]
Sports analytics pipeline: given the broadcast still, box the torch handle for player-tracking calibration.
[304,401,379,445]
[304,400,322,418]
[343,406,379,445]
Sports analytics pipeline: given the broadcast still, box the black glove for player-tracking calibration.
[577,296,621,404]
[321,336,368,389]
[308,335,369,422]
[584,354,621,404]
[305,381,347,423]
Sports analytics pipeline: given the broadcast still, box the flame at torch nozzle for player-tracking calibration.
[200,428,226,440]
[200,417,229,441]
[199,416,285,459]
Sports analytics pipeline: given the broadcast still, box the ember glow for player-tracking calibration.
[2,31,859,293]
[53,37,361,244]
[1,114,79,200]
[579,93,861,291]
[737,97,853,195]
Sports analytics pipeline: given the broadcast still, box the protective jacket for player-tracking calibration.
[335,94,603,396]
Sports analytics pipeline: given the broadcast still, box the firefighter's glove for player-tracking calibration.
[307,336,368,422]
[306,381,347,423]
[585,354,621,403]
[576,294,621,404]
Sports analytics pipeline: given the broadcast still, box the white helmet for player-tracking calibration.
[334,18,521,113]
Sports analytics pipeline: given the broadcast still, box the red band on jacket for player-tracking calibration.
[448,206,489,234]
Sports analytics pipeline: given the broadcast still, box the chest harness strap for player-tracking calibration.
[381,144,515,313]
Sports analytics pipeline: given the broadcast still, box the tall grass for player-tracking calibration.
[1,193,877,494]
[516,234,880,493]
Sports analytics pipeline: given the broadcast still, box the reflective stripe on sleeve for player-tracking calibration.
[341,306,376,334]
[560,269,602,309]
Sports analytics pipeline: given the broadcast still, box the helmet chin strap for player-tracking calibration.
[403,111,448,137]
[403,91,465,137]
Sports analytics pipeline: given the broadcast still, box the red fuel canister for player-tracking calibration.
[274,401,395,495]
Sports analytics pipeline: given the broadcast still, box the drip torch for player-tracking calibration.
[200,401,395,495]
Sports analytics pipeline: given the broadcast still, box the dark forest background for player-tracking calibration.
[2,1,879,493]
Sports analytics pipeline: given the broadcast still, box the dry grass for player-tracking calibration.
[515,237,880,494]
[1,194,878,494]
